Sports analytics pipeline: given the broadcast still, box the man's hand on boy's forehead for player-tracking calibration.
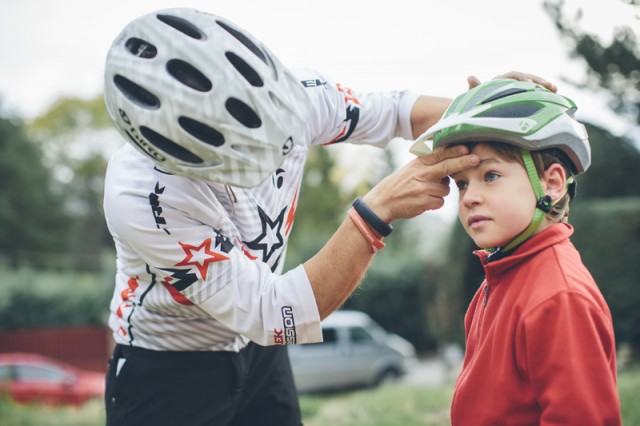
[418,145,480,179]
[467,72,558,93]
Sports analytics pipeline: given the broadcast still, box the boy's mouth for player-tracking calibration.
[467,215,491,229]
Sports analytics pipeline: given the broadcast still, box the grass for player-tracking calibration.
[300,384,452,426]
[1,368,639,426]
[619,365,640,425]
[0,397,106,426]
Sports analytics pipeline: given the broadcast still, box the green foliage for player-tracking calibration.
[284,146,355,269]
[302,385,452,426]
[544,0,640,123]
[27,96,113,264]
[619,367,640,425]
[0,397,106,426]
[0,263,113,330]
[570,197,640,352]
[0,116,69,262]
[30,96,110,136]
[580,124,640,198]
[429,222,482,344]
[343,248,440,352]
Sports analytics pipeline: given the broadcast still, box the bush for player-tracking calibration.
[343,249,440,352]
[0,261,113,330]
[570,197,640,354]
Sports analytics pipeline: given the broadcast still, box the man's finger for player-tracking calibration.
[467,75,481,89]
[419,145,470,166]
[495,71,557,92]
[428,154,479,178]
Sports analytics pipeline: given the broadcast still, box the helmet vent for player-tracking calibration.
[225,52,264,87]
[125,38,157,59]
[216,20,267,65]
[113,75,161,109]
[157,14,205,40]
[166,59,212,92]
[179,116,225,147]
[226,98,262,129]
[268,91,285,109]
[263,48,279,81]
[481,88,528,104]
[476,103,542,118]
[140,126,204,164]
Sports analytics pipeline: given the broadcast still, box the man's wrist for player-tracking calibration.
[360,194,391,223]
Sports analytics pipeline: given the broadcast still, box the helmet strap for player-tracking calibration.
[499,149,549,254]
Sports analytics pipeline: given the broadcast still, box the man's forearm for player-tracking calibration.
[303,215,376,319]
[410,95,451,138]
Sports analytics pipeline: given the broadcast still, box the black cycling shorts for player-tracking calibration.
[105,342,301,426]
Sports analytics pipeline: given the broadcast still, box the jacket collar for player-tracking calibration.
[473,223,574,283]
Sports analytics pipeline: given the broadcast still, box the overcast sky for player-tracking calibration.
[1,0,635,220]
[1,0,635,119]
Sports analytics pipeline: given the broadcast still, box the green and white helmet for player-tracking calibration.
[411,79,591,253]
[411,79,590,174]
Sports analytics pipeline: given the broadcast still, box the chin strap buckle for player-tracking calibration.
[536,195,553,213]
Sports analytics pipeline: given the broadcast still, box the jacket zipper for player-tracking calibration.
[476,283,490,343]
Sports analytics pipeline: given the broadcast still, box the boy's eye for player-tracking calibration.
[484,171,500,182]
[455,180,468,191]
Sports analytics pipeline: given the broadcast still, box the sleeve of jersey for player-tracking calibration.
[107,191,322,347]
[297,69,419,147]
[515,292,621,425]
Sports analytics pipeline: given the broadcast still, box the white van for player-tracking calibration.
[287,310,416,393]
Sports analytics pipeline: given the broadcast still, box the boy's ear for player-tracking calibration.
[541,163,567,201]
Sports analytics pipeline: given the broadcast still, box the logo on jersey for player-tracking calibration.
[325,83,361,144]
[282,137,294,155]
[213,229,234,254]
[149,182,170,235]
[274,306,297,345]
[272,168,285,189]
[301,78,328,88]
[160,271,196,306]
[244,206,286,264]
[175,238,229,280]
[115,277,139,337]
[284,188,299,236]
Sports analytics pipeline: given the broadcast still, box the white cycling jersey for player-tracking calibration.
[104,69,418,352]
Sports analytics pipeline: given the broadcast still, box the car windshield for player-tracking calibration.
[15,364,69,383]
[349,327,374,343]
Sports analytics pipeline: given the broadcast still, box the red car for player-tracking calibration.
[0,353,104,406]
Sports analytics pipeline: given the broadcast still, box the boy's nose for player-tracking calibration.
[461,182,483,207]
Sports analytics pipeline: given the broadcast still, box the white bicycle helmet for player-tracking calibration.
[104,8,309,187]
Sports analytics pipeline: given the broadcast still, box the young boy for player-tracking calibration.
[411,80,621,425]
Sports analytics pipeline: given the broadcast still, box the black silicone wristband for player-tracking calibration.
[352,198,393,237]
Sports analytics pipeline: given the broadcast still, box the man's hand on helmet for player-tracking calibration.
[467,72,557,93]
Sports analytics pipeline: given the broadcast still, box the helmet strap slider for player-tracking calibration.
[536,195,553,213]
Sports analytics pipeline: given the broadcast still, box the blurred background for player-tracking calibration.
[0,0,638,424]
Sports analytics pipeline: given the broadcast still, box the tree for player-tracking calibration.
[28,96,116,268]
[284,146,356,269]
[543,1,640,355]
[544,0,640,124]
[0,115,69,265]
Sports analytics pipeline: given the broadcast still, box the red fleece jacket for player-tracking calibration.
[451,223,621,426]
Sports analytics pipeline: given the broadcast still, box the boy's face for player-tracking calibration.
[451,143,536,249]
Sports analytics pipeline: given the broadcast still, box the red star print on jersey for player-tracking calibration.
[175,238,229,280]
